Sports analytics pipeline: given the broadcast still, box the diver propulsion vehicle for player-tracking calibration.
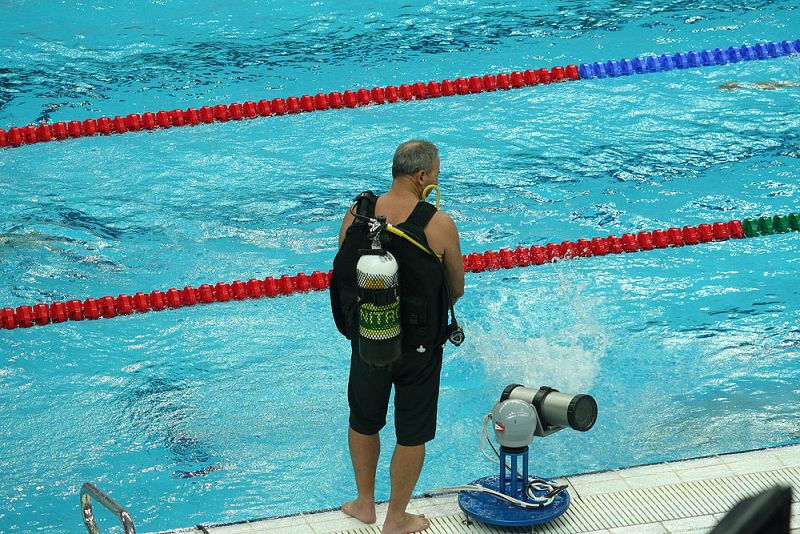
[428,384,598,527]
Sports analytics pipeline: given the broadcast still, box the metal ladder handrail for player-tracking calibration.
[80,482,136,534]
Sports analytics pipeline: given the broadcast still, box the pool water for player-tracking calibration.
[1,1,799,532]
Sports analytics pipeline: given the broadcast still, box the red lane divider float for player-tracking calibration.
[4,39,794,150]
[0,217,766,330]
[0,271,331,330]
[461,220,744,273]
[0,66,579,149]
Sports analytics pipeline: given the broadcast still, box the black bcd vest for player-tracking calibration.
[330,191,450,351]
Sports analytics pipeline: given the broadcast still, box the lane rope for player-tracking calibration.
[1,38,797,149]
[2,214,797,330]
[577,39,799,79]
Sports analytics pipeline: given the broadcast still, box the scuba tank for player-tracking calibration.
[356,216,403,367]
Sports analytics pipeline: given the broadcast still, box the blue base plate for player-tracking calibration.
[458,475,570,527]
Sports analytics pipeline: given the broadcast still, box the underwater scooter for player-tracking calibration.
[427,384,598,527]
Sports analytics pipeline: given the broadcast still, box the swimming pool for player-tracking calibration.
[1,1,799,532]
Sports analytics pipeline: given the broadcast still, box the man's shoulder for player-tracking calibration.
[425,209,459,244]
[430,209,456,229]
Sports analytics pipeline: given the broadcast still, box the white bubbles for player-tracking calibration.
[468,324,602,392]
[453,261,609,393]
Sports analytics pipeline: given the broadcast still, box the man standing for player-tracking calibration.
[330,140,464,534]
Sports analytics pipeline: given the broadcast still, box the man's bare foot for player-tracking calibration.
[341,498,376,524]
[382,512,430,534]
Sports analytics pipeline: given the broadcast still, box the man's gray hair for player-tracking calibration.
[392,139,439,179]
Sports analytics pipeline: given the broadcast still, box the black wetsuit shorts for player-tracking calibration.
[347,340,443,447]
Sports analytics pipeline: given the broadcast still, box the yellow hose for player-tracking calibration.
[421,184,441,209]
[385,225,434,256]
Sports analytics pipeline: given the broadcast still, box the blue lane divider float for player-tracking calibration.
[578,39,800,80]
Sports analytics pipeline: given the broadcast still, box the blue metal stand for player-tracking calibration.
[458,446,570,527]
[499,446,529,501]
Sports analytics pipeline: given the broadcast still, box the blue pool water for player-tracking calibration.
[1,1,799,532]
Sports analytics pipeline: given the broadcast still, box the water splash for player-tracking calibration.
[460,261,608,393]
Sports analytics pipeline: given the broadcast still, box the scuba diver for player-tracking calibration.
[717,81,800,90]
[330,139,465,534]
[718,60,800,90]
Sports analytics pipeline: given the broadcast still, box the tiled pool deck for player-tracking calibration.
[157,443,799,534]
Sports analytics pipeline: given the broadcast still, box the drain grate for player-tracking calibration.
[540,467,800,533]
[332,467,799,534]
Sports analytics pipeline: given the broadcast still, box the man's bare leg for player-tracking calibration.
[342,427,379,524]
[382,444,430,534]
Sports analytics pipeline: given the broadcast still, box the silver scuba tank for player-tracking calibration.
[356,250,402,367]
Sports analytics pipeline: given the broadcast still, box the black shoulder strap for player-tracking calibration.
[401,201,437,237]
[353,190,378,219]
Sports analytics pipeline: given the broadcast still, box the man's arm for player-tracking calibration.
[434,212,464,303]
[338,206,356,248]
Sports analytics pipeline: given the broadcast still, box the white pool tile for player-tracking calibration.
[568,477,631,497]
[571,469,626,484]
[608,523,667,533]
[306,510,344,523]
[725,454,785,475]
[208,523,259,534]
[420,500,461,517]
[227,515,312,533]
[310,516,374,534]
[675,463,735,482]
[660,514,719,533]
[623,471,683,489]
[668,456,722,470]
[617,463,679,478]
[776,446,800,467]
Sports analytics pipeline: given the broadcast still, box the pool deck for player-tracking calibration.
[157,443,800,534]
